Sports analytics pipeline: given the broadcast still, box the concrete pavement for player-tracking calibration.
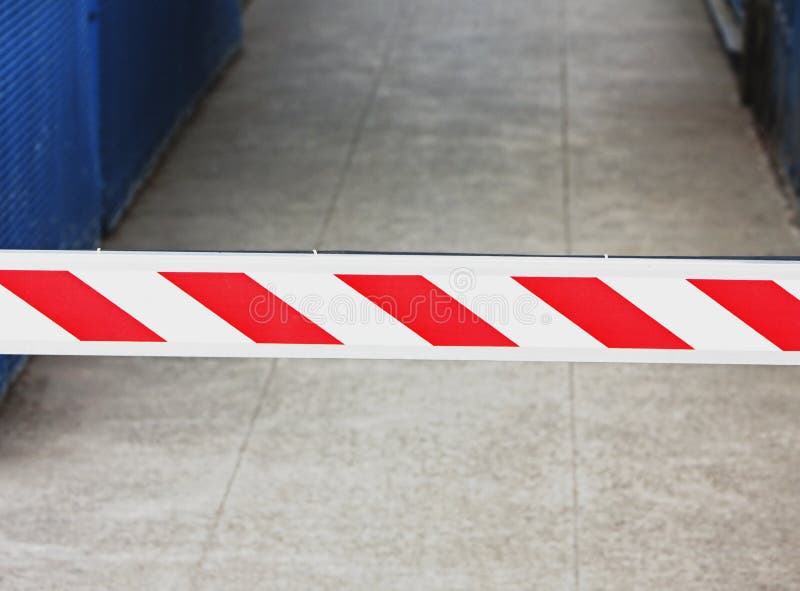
[2,0,800,589]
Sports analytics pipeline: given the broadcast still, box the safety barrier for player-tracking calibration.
[2,251,800,365]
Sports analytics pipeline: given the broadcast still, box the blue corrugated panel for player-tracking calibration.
[790,2,800,190]
[741,0,800,200]
[772,1,789,150]
[729,0,745,21]
[770,0,800,195]
[0,3,101,249]
[0,1,241,397]
[0,3,102,394]
[98,0,242,229]
[779,0,800,191]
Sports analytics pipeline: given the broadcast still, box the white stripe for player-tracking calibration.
[73,271,248,343]
[0,285,76,343]
[774,279,800,304]
[248,272,429,347]
[604,277,777,351]
[426,274,603,349]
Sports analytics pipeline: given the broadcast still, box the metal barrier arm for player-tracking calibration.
[0,250,799,364]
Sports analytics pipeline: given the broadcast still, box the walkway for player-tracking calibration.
[2,1,799,589]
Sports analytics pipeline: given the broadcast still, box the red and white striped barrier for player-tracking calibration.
[1,250,800,364]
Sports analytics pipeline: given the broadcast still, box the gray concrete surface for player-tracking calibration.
[2,0,800,589]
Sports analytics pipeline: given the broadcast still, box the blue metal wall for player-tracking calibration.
[770,0,800,193]
[0,2,102,394]
[99,0,242,228]
[0,1,241,396]
[740,0,800,200]
[730,0,745,20]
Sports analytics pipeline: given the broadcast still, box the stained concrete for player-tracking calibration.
[2,0,800,589]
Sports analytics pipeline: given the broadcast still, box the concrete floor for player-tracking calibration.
[2,0,800,589]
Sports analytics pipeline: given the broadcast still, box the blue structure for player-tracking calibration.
[768,0,800,193]
[749,0,800,199]
[0,1,242,396]
[0,3,102,394]
[730,0,745,20]
[99,0,242,227]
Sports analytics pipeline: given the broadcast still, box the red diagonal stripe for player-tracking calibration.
[0,270,164,342]
[688,279,800,351]
[336,274,516,347]
[513,276,691,350]
[161,272,340,345]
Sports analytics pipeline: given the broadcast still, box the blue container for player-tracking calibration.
[0,1,241,396]
[98,0,242,228]
[0,2,102,393]
[740,0,800,200]
[730,0,746,20]
[0,3,102,249]
[769,0,800,195]
[779,0,800,191]
[790,2,800,190]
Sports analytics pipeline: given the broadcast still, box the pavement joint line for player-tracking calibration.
[316,4,404,250]
[190,7,406,578]
[559,0,573,257]
[559,0,581,588]
[190,357,280,586]
[190,8,406,578]
[567,361,580,591]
